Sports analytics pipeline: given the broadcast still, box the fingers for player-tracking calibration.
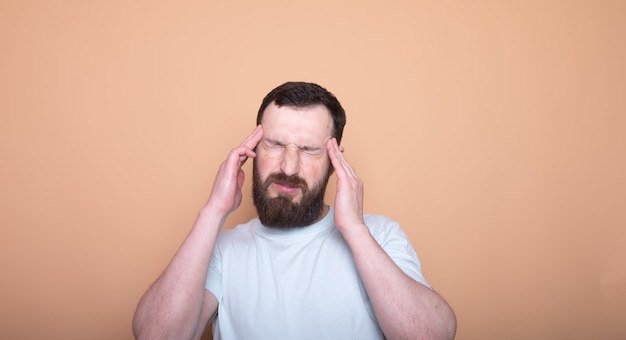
[228,125,264,167]
[239,125,263,164]
[206,126,264,215]
[241,125,264,150]
[327,138,365,231]
[216,125,262,178]
[327,138,358,179]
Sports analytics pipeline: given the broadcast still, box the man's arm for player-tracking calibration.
[132,126,264,340]
[327,138,457,340]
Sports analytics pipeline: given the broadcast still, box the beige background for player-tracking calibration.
[1,1,624,339]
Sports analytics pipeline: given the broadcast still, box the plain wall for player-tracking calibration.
[1,1,624,339]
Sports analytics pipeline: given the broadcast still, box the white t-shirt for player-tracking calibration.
[205,207,430,340]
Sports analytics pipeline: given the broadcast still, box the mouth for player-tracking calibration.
[270,182,302,195]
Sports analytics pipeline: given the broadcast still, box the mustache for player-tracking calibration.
[265,173,307,191]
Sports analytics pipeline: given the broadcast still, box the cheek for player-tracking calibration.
[256,152,278,173]
[303,159,331,186]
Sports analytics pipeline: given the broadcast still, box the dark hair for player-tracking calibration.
[256,82,347,144]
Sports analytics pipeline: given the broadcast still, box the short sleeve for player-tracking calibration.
[205,241,223,301]
[365,215,431,289]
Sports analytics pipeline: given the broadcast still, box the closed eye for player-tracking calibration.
[299,146,323,156]
[262,138,324,156]
[263,138,284,149]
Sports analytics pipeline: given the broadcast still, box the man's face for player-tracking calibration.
[252,102,333,228]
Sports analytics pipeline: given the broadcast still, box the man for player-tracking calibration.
[133,82,457,340]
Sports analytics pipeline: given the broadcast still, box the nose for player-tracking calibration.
[280,146,300,176]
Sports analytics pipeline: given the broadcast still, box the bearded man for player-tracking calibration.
[133,82,457,340]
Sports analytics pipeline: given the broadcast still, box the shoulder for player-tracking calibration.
[362,213,430,286]
[363,213,398,228]
[362,213,411,246]
[363,213,402,234]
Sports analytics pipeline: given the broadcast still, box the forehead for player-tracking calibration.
[261,103,333,145]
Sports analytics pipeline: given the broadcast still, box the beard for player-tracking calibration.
[252,161,331,229]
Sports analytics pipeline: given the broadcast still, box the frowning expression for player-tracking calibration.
[254,102,333,203]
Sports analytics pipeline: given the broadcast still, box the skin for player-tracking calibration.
[327,136,457,339]
[256,103,333,217]
[132,103,457,340]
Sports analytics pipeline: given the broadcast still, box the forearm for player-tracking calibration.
[343,225,457,340]
[132,206,225,339]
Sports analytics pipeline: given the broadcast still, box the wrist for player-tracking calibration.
[338,222,370,242]
[197,204,229,230]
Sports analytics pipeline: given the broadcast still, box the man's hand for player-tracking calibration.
[327,138,366,234]
[327,138,457,340]
[133,126,264,340]
[206,125,264,217]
